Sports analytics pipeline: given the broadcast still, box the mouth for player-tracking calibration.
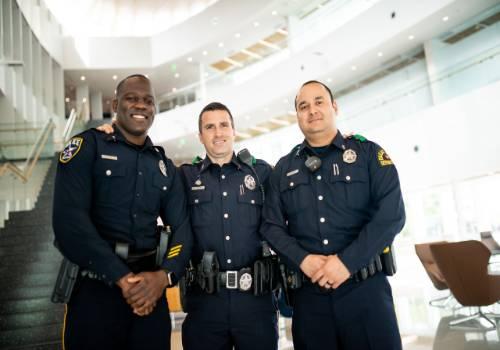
[308,117,322,123]
[213,139,225,145]
[130,113,149,120]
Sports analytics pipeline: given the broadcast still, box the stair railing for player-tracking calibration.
[0,119,55,183]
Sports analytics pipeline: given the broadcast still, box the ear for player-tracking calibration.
[112,98,118,114]
[332,100,338,113]
[198,132,203,145]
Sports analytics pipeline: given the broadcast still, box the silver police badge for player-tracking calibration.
[343,149,357,164]
[195,179,202,186]
[159,160,167,177]
[239,273,253,291]
[244,174,256,190]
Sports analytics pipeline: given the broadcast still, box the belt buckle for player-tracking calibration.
[226,270,238,289]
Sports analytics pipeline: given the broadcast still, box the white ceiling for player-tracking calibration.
[44,0,219,37]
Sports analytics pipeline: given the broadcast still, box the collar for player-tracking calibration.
[106,124,155,151]
[296,131,346,157]
[199,153,242,173]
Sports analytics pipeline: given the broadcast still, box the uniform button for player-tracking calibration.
[133,214,137,218]
[323,239,329,245]
[136,193,140,197]
[346,175,351,181]
[317,175,322,180]
[227,259,232,264]
[320,217,325,223]
[224,213,229,219]
[105,170,112,176]
[221,174,226,179]
[138,171,142,176]
[223,191,228,197]
[318,195,324,201]
[225,235,230,240]
[194,199,199,204]
[289,182,294,187]
[251,199,255,204]
[162,186,167,191]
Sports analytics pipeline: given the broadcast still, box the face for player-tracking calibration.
[295,83,338,139]
[198,109,235,162]
[112,77,155,140]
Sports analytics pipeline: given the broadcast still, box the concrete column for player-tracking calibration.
[76,84,89,121]
[90,91,103,120]
[423,39,445,106]
[198,63,207,101]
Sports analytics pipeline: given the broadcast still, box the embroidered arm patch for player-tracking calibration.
[377,149,393,166]
[59,137,84,163]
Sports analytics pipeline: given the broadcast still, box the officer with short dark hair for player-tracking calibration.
[53,74,191,350]
[261,80,405,349]
[166,102,278,350]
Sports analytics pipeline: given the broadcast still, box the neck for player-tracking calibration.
[115,124,147,146]
[306,128,337,147]
[207,152,233,166]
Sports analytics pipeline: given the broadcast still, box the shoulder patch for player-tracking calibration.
[192,155,202,165]
[377,149,393,166]
[353,134,367,142]
[59,137,84,163]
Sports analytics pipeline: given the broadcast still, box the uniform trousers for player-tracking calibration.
[63,277,171,350]
[182,288,278,350]
[291,272,402,350]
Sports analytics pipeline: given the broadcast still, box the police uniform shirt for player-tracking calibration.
[53,126,191,285]
[165,154,272,274]
[261,132,405,274]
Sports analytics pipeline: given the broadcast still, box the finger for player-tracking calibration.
[311,269,324,283]
[318,276,330,287]
[127,276,144,283]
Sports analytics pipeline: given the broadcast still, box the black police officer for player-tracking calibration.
[53,74,191,350]
[164,102,278,350]
[261,81,405,349]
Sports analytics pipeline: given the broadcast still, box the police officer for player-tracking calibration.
[261,80,405,349]
[167,102,278,350]
[53,74,191,350]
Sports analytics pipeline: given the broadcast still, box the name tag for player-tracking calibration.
[101,154,118,160]
[191,186,205,191]
[286,169,299,177]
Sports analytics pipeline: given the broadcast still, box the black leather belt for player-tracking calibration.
[218,267,253,292]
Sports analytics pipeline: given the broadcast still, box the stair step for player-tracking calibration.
[0,310,64,331]
[5,341,62,350]
[0,237,55,247]
[0,298,60,315]
[0,285,54,301]
[0,324,62,349]
[9,273,58,288]
[0,253,62,265]
[0,243,58,254]
[0,263,60,277]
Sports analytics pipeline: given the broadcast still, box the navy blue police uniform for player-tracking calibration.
[53,126,191,350]
[261,132,405,350]
[164,154,278,350]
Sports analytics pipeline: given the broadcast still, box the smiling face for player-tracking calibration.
[198,109,235,165]
[112,76,155,145]
[295,82,338,144]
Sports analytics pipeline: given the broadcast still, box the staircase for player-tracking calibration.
[0,158,64,349]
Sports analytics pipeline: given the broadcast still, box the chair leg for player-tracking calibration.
[429,294,454,308]
[449,309,497,330]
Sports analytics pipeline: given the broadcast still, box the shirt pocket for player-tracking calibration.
[279,171,311,216]
[330,166,370,210]
[144,173,171,213]
[237,190,263,228]
[188,190,214,227]
[93,162,128,204]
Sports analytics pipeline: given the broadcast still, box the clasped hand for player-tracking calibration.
[299,254,350,289]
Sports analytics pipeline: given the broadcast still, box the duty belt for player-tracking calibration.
[218,267,253,292]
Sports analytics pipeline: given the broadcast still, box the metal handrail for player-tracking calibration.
[62,108,77,143]
[0,118,55,183]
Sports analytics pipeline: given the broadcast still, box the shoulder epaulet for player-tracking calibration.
[251,156,256,166]
[191,155,203,165]
[290,144,301,156]
[352,134,367,142]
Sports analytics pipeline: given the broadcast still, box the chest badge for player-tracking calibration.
[244,174,256,190]
[159,160,167,177]
[343,149,357,164]
[195,179,202,186]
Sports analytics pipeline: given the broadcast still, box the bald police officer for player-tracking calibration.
[261,80,405,349]
[53,74,190,350]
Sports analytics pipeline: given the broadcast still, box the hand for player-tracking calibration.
[299,254,328,278]
[133,300,157,317]
[96,123,114,134]
[123,271,169,314]
[116,272,142,297]
[311,255,351,289]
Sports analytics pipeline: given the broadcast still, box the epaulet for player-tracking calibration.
[251,155,256,166]
[352,134,367,142]
[191,155,203,165]
[290,144,301,156]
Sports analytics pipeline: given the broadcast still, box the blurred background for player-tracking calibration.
[1,0,500,349]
